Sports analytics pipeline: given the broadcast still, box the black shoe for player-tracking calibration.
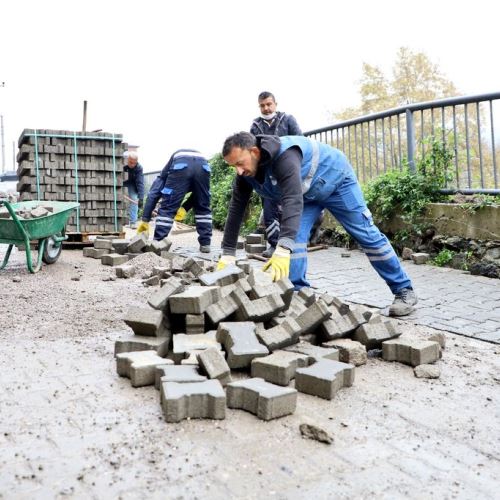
[262,246,275,258]
[199,245,211,253]
[389,288,418,316]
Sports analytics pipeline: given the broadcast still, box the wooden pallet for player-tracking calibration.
[63,230,125,247]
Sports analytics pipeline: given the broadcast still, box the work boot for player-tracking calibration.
[388,288,418,317]
[262,246,275,258]
[199,245,211,254]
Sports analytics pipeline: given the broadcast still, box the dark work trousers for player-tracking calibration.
[263,197,281,248]
[154,159,212,245]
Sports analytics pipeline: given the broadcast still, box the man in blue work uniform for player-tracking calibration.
[137,149,212,253]
[217,132,417,316]
[250,91,304,258]
[123,152,145,228]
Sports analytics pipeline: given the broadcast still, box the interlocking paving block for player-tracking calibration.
[148,276,185,310]
[183,257,205,277]
[284,341,340,362]
[172,332,221,364]
[287,295,308,318]
[205,293,238,324]
[197,348,232,386]
[94,239,113,250]
[231,288,286,322]
[124,306,169,337]
[83,247,109,258]
[319,307,359,340]
[216,322,269,369]
[245,243,266,253]
[101,253,130,266]
[160,252,187,271]
[295,359,355,400]
[155,365,207,390]
[251,350,311,386]
[322,338,367,366]
[111,238,130,255]
[127,232,148,253]
[180,350,203,365]
[115,264,136,278]
[382,338,440,367]
[247,268,273,287]
[169,285,221,314]
[186,313,205,334]
[114,332,170,357]
[256,317,302,352]
[226,377,297,420]
[245,233,265,245]
[199,265,244,286]
[294,299,331,334]
[160,380,226,423]
[116,351,173,387]
[297,287,316,306]
[353,317,400,349]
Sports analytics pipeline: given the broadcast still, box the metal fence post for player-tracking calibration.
[406,109,416,172]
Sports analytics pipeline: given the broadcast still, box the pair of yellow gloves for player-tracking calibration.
[136,207,187,235]
[217,245,291,281]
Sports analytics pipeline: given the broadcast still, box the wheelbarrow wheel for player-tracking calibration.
[41,236,62,264]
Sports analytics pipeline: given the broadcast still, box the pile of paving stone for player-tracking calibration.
[16,128,127,232]
[112,253,444,423]
[0,203,56,220]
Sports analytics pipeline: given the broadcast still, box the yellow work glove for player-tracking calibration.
[136,221,150,234]
[262,245,291,281]
[174,206,187,222]
[216,255,236,271]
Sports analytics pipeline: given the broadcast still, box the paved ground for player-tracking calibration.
[0,230,499,499]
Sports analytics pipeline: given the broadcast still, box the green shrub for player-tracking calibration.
[433,249,455,267]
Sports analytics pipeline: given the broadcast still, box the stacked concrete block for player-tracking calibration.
[205,294,239,324]
[160,380,226,423]
[197,348,232,386]
[216,322,269,369]
[294,299,332,335]
[116,351,173,387]
[16,129,126,232]
[382,338,440,366]
[231,287,286,322]
[245,233,266,254]
[226,378,297,420]
[322,338,367,366]
[186,314,205,334]
[155,365,207,389]
[251,350,311,386]
[114,332,170,358]
[295,360,355,400]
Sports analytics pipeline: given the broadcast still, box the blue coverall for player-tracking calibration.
[142,150,212,245]
[241,136,413,292]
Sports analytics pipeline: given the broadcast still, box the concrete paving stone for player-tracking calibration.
[226,377,297,420]
[245,233,265,244]
[414,364,441,379]
[231,288,286,322]
[284,341,340,362]
[152,266,170,278]
[111,238,130,254]
[160,252,187,271]
[286,295,308,317]
[354,317,400,349]
[180,350,203,365]
[382,337,440,366]
[127,232,148,253]
[143,275,160,286]
[319,307,360,340]
[205,293,239,324]
[186,313,205,334]
[197,348,232,386]
[123,306,169,337]
[322,338,367,366]
[236,258,251,273]
[172,332,221,364]
[114,332,170,358]
[295,359,355,400]
[182,257,205,278]
[93,239,113,250]
[246,243,266,253]
[256,317,302,352]
[82,247,109,258]
[154,365,207,389]
[297,287,316,306]
[247,268,273,287]
[101,253,130,266]
[150,238,172,255]
[115,264,136,278]
[294,298,331,334]
[216,322,269,369]
[147,276,185,310]
[160,380,226,423]
[199,265,244,286]
[251,350,311,386]
[169,285,221,314]
[116,350,173,387]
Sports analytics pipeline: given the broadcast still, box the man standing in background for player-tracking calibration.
[123,151,144,229]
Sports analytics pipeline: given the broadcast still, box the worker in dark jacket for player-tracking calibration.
[217,132,417,317]
[123,152,145,228]
[137,149,212,252]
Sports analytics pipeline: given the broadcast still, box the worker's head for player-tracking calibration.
[222,132,261,177]
[127,151,138,168]
[258,91,277,119]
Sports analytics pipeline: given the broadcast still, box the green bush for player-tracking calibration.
[433,249,455,267]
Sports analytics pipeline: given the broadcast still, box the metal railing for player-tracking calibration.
[305,92,500,194]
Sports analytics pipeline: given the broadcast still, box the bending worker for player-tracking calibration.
[217,132,417,317]
[137,149,212,253]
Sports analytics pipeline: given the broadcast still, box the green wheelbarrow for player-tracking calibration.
[0,200,79,273]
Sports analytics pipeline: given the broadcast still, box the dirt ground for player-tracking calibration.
[0,235,499,499]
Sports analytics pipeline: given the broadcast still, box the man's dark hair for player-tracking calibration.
[258,91,275,102]
[222,132,257,157]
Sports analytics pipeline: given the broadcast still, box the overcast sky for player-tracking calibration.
[1,0,499,173]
